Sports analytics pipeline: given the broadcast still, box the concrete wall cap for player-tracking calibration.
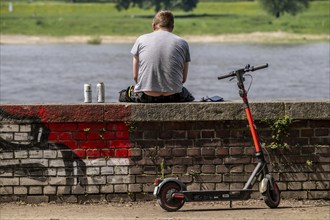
[1,100,329,122]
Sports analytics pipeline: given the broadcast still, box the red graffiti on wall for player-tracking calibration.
[0,105,132,159]
[45,122,131,159]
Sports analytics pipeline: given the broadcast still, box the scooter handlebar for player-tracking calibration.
[218,63,268,80]
[250,63,268,71]
[217,72,235,80]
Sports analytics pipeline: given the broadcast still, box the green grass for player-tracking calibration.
[0,1,329,36]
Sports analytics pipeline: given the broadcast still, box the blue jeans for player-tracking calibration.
[119,86,195,103]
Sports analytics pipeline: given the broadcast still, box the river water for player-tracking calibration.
[0,42,329,104]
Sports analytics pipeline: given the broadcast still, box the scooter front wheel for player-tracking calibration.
[157,182,185,212]
[263,181,281,208]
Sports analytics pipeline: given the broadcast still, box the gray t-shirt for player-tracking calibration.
[131,30,191,93]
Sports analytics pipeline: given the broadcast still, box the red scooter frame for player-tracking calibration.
[153,64,281,212]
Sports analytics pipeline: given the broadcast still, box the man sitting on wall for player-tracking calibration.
[119,10,194,103]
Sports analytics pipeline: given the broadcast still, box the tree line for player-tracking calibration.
[67,0,311,18]
[12,0,312,18]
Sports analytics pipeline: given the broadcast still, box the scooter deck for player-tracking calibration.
[181,189,254,202]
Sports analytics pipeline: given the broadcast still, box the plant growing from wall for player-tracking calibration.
[160,159,165,179]
[125,121,137,133]
[99,127,106,140]
[306,159,313,167]
[266,115,292,149]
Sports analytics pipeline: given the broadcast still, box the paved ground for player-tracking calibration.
[0,199,329,220]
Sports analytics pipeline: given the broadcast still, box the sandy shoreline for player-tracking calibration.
[1,32,329,44]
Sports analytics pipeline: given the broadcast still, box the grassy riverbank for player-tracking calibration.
[0,1,329,37]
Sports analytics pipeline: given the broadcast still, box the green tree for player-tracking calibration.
[259,0,310,18]
[115,0,199,12]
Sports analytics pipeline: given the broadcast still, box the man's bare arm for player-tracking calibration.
[182,62,189,83]
[133,55,139,83]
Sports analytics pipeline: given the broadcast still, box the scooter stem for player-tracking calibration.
[245,107,262,153]
[236,70,262,154]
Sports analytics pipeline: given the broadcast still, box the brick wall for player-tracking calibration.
[0,102,329,203]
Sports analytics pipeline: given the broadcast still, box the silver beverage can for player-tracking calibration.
[97,82,105,103]
[84,83,92,103]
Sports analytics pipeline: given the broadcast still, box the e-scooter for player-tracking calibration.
[153,64,281,212]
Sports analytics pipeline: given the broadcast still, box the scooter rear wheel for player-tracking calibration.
[263,181,281,208]
[157,182,185,212]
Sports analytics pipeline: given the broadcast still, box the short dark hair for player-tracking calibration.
[153,11,174,29]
